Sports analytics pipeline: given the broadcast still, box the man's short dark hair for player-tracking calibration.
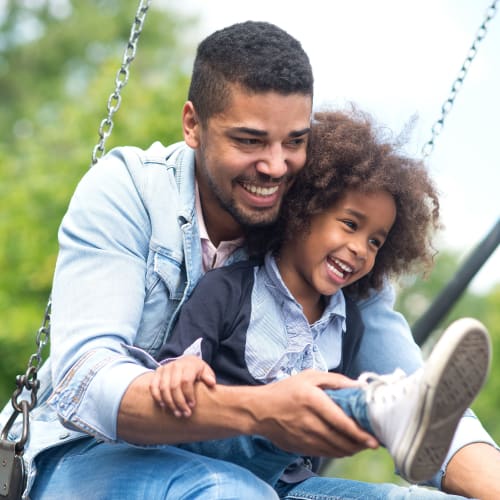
[188,21,314,123]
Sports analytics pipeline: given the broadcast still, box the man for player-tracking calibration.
[2,20,499,499]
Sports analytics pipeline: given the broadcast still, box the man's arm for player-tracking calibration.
[118,369,379,457]
[442,443,500,499]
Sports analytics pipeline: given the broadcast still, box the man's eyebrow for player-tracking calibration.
[227,127,311,137]
[289,127,311,138]
[229,127,267,137]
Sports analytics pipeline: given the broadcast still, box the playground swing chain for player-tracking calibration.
[0,0,152,491]
[421,0,498,158]
[0,0,497,496]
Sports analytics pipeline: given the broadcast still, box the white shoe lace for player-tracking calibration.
[359,368,415,404]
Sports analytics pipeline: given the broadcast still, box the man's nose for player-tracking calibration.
[255,144,287,180]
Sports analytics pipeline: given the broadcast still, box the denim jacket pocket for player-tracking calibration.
[134,248,187,356]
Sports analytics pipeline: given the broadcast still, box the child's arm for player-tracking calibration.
[150,355,216,418]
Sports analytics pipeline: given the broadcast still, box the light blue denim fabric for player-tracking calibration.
[29,438,278,500]
[177,387,372,487]
[275,476,469,500]
[176,389,470,499]
[0,141,495,498]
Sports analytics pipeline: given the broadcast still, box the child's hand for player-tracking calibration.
[150,356,216,418]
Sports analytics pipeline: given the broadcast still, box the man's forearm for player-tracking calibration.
[117,371,256,444]
[117,370,376,457]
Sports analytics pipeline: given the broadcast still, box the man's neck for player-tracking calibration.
[205,212,243,247]
[195,181,243,247]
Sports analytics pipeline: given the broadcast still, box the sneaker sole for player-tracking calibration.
[396,317,491,483]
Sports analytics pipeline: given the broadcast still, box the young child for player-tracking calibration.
[134,109,491,486]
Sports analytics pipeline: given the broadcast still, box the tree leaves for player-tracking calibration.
[0,0,194,402]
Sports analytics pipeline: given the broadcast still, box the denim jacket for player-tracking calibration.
[0,141,495,496]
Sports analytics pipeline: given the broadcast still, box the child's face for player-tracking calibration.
[279,189,396,300]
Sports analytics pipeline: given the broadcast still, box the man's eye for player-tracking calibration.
[287,137,306,147]
[235,138,259,145]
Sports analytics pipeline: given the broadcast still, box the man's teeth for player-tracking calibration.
[327,258,353,278]
[242,183,279,196]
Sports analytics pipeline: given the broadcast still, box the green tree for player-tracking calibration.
[0,0,196,402]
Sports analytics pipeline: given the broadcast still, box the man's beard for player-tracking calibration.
[207,175,284,229]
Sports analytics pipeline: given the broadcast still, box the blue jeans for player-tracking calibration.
[179,387,372,486]
[29,388,468,500]
[275,476,468,499]
[180,388,469,499]
[29,438,278,499]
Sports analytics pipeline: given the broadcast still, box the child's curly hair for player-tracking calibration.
[249,108,441,298]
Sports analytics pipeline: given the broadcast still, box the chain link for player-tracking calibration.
[0,298,49,452]
[422,0,498,158]
[91,0,152,165]
[1,0,151,455]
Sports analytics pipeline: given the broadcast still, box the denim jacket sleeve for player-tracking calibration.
[48,146,160,442]
[353,283,498,489]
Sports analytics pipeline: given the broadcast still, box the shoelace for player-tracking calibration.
[359,368,415,404]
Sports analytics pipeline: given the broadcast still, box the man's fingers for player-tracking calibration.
[255,371,379,458]
[306,370,361,390]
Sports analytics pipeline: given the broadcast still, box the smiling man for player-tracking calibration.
[183,86,311,242]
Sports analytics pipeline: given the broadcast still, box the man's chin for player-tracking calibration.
[234,208,280,229]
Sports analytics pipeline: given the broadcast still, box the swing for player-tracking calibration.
[0,1,498,498]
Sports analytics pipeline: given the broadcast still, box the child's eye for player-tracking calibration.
[342,220,357,230]
[369,238,383,249]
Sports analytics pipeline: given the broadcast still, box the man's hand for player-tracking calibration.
[150,356,216,417]
[249,369,379,457]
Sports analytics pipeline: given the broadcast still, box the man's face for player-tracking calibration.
[183,85,312,242]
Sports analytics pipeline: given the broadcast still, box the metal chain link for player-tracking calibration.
[422,0,498,158]
[1,298,50,452]
[91,0,152,165]
[1,0,151,455]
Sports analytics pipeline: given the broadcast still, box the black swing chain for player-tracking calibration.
[1,0,151,460]
[421,0,498,158]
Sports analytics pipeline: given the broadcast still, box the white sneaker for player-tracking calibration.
[361,317,491,483]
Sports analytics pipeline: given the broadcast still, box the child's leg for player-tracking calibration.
[324,386,375,435]
[177,435,298,486]
[332,318,490,484]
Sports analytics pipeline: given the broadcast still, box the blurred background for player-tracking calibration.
[1,0,498,486]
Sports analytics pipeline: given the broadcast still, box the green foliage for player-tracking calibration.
[0,0,196,403]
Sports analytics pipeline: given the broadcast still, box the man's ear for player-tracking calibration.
[182,101,200,148]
